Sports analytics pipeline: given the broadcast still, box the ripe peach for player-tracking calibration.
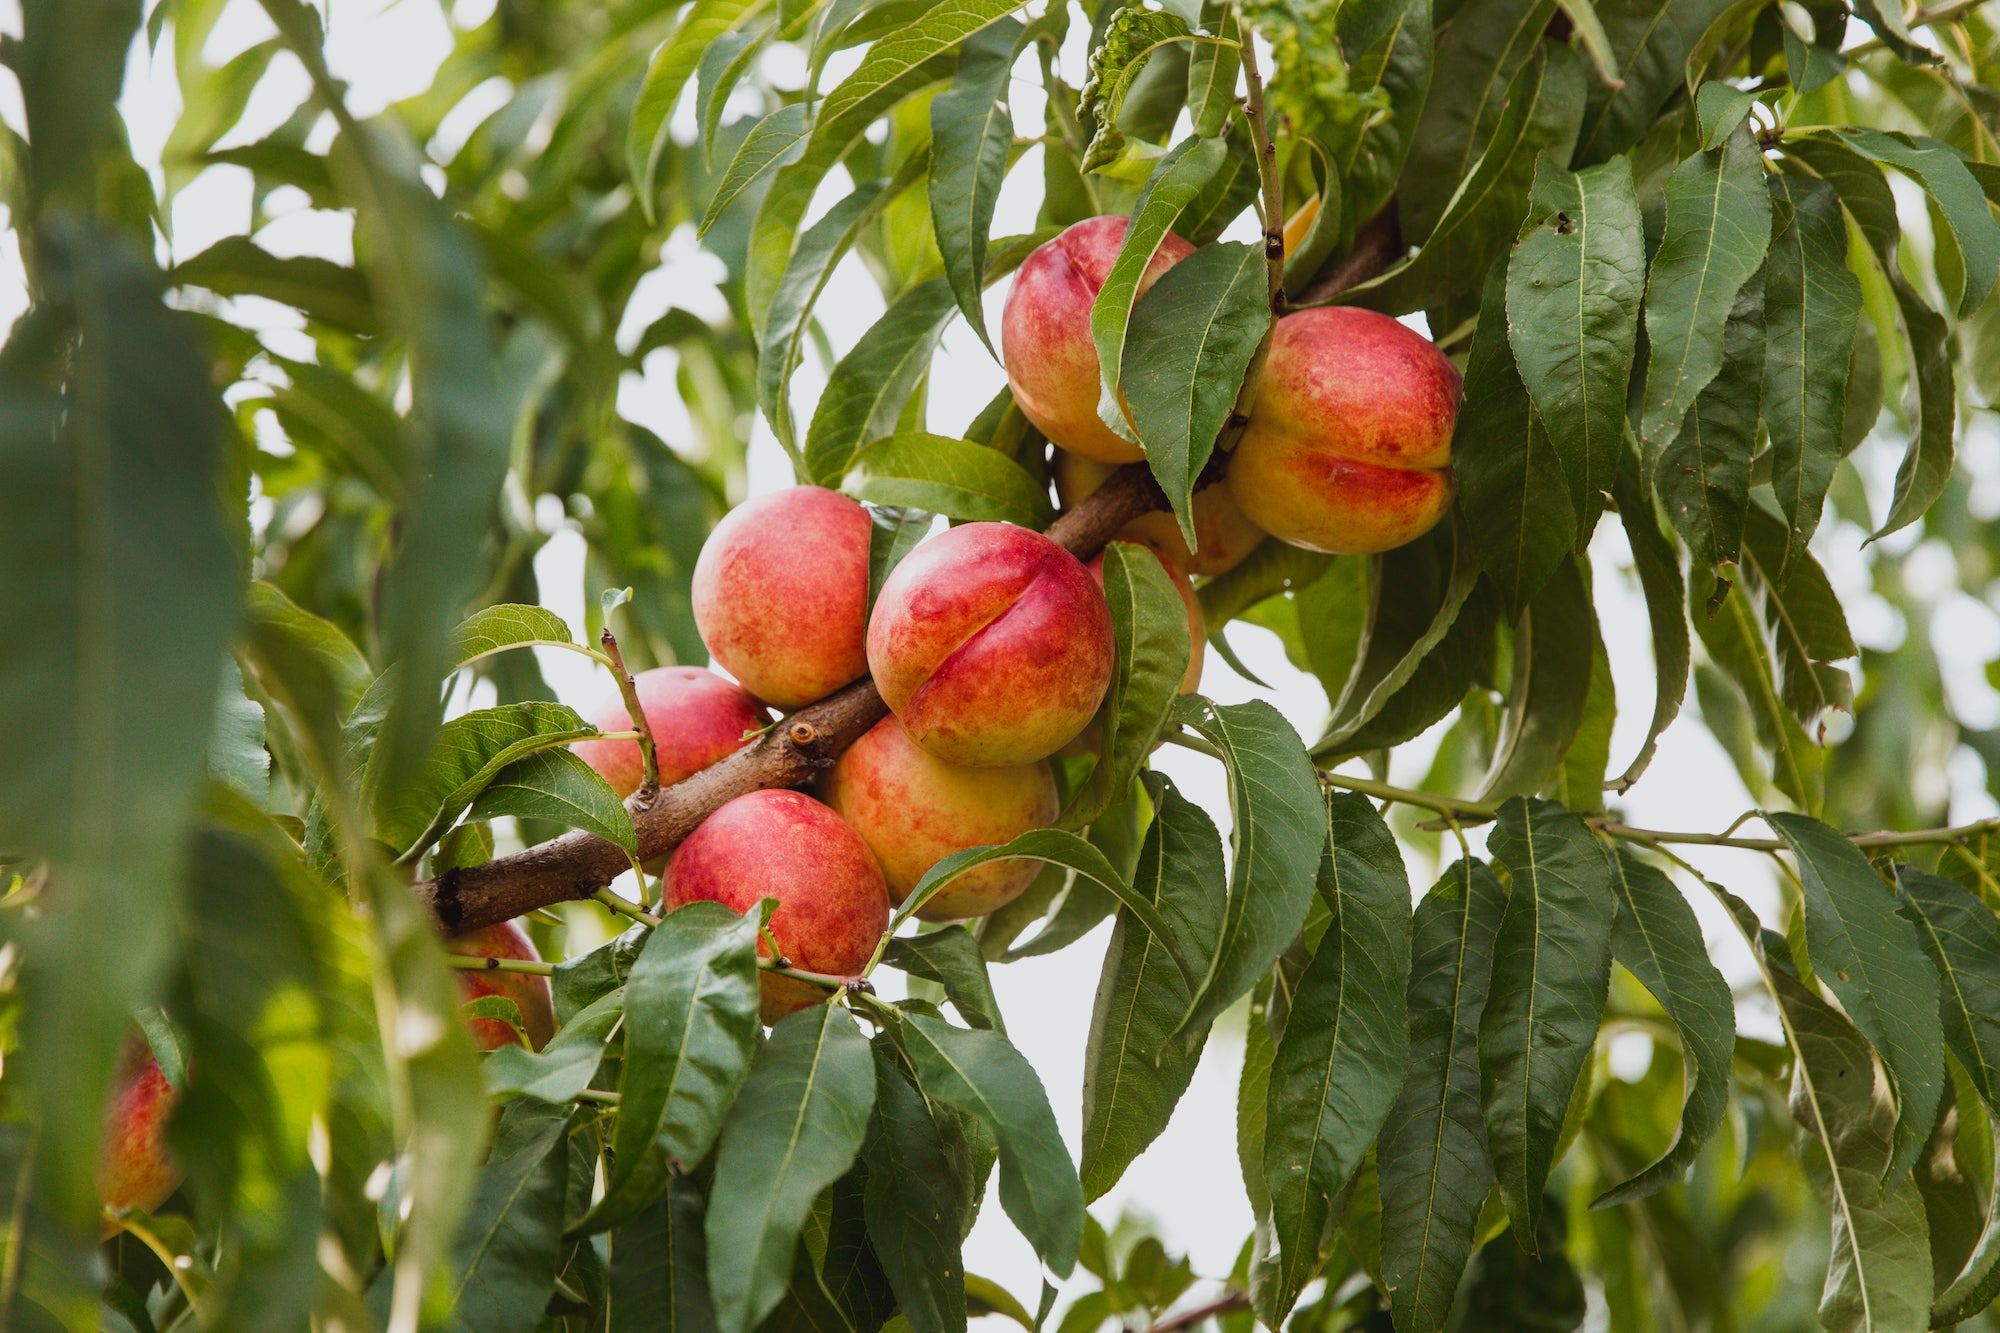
[573,666,769,798]
[818,715,1059,921]
[1002,215,1195,465]
[1225,307,1461,555]
[448,921,556,1051]
[867,522,1115,767]
[1052,450,1265,577]
[692,486,871,708]
[665,789,890,1021]
[1088,542,1205,695]
[99,1046,179,1225]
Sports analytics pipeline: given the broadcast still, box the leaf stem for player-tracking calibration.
[594,886,661,927]
[1320,771,1498,821]
[598,624,660,800]
[444,954,556,977]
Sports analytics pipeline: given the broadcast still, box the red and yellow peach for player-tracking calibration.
[99,1046,179,1226]
[1054,450,1266,579]
[448,921,557,1051]
[573,666,769,798]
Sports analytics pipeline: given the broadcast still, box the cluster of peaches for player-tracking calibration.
[96,215,1463,1224]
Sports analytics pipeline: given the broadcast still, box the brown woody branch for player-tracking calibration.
[420,239,1398,936]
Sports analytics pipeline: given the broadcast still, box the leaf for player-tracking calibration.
[1769,812,1945,1189]
[1694,78,1757,149]
[1895,867,2000,1119]
[1088,141,1227,446]
[700,102,814,236]
[805,278,961,485]
[466,747,637,853]
[1593,850,1735,1205]
[1556,0,1622,85]
[1186,1,1240,137]
[583,904,762,1235]
[1063,541,1192,830]
[1457,261,1575,617]
[931,18,1026,351]
[1262,794,1413,1320]
[0,220,240,1227]
[707,1005,877,1333]
[759,1158,896,1333]
[1458,1203,1588,1330]
[1609,438,1689,793]
[845,431,1054,526]
[1761,174,1862,575]
[375,701,602,859]
[901,1012,1084,1276]
[483,990,624,1104]
[1551,630,1614,814]
[630,0,768,219]
[1239,978,1282,1310]
[1124,240,1274,547]
[1379,861,1509,1333]
[1169,696,1330,1043]
[1478,559,1596,801]
[1078,6,1193,170]
[1739,505,1856,730]
[1480,796,1617,1241]
[1505,155,1644,540]
[445,1102,572,1333]
[1872,258,1957,543]
[1655,260,1764,593]
[1692,552,1824,812]
[606,1174,714,1333]
[865,503,936,615]
[1636,122,1773,457]
[698,27,769,162]
[172,235,378,335]
[863,1039,975,1333]
[884,926,1007,1034]
[209,658,270,801]
[1836,129,2000,319]
[1080,775,1227,1199]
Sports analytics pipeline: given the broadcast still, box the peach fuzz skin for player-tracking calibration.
[867,522,1115,768]
[1054,450,1265,578]
[819,715,1059,922]
[692,485,871,708]
[573,666,769,798]
[1002,215,1194,465]
[448,920,557,1051]
[99,1047,180,1228]
[1226,307,1461,555]
[1089,541,1206,695]
[666,789,890,1022]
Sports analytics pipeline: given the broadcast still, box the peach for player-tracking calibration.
[867,522,1115,767]
[1053,450,1266,577]
[692,486,871,708]
[665,789,890,1022]
[573,666,769,798]
[99,1045,179,1225]
[818,715,1059,921]
[1225,307,1461,555]
[448,921,557,1051]
[1002,215,1195,465]
[1089,541,1205,695]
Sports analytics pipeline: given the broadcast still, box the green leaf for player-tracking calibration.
[806,278,961,485]
[583,904,762,1234]
[900,1012,1084,1277]
[1124,240,1274,547]
[1169,696,1330,1043]
[884,926,1006,1033]
[845,431,1054,526]
[1556,0,1622,84]
[699,102,814,237]
[1197,539,1335,631]
[445,1102,573,1333]
[930,18,1026,351]
[1078,6,1193,171]
[1089,135,1229,448]
[1653,261,1764,591]
[1769,812,1945,1189]
[1739,505,1856,729]
[374,701,602,860]
[1895,867,2000,1118]
[707,1005,877,1333]
[863,1039,976,1333]
[1761,174,1862,574]
[1080,775,1227,1199]
[1694,78,1757,149]
[607,1175,714,1333]
[450,604,578,667]
[1187,2,1240,137]
[1480,796,1617,1240]
[1239,977,1282,1309]
[1551,630,1615,813]
[1609,438,1690,792]
[1836,129,2000,319]
[466,748,637,853]
[1458,1204,1588,1330]
[1262,795,1413,1320]
[1379,861,1508,1333]
[1636,122,1772,457]
[483,989,624,1104]
[698,27,770,163]
[1478,558,1597,801]
[1505,155,1644,540]
[1593,850,1735,1206]
[1064,542,1192,830]
[630,0,768,220]
[172,235,377,334]
[1871,255,1957,544]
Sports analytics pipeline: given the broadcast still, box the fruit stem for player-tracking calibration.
[599,623,661,801]
[594,886,661,927]
[444,954,556,976]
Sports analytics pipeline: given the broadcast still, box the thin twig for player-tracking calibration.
[444,954,556,977]
[599,623,661,800]
[1147,1291,1250,1333]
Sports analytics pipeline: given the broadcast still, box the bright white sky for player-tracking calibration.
[4,0,2000,1314]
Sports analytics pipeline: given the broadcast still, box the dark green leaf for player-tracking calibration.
[465,747,637,853]
[1739,505,1856,730]
[1693,570,1825,812]
[445,1102,572,1333]
[707,1005,876,1333]
[1608,438,1689,792]
[931,19,1026,351]
[1479,559,1596,801]
[1458,1202,1587,1331]
[173,235,376,334]
[606,1174,714,1333]
[1836,129,2000,318]
[1480,797,1617,1239]
[1653,262,1763,590]
[699,103,814,236]
[1262,795,1413,1319]
[374,701,602,860]
[806,279,961,485]
[1078,7,1193,170]
[1379,861,1509,1333]
[1896,867,2000,1117]
[865,503,937,616]
[1769,812,1944,1188]
[630,0,766,218]
[885,926,1007,1034]
[483,989,623,1104]
[845,431,1054,526]
[864,1040,975,1333]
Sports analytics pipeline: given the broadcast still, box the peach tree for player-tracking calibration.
[2,0,2000,1328]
